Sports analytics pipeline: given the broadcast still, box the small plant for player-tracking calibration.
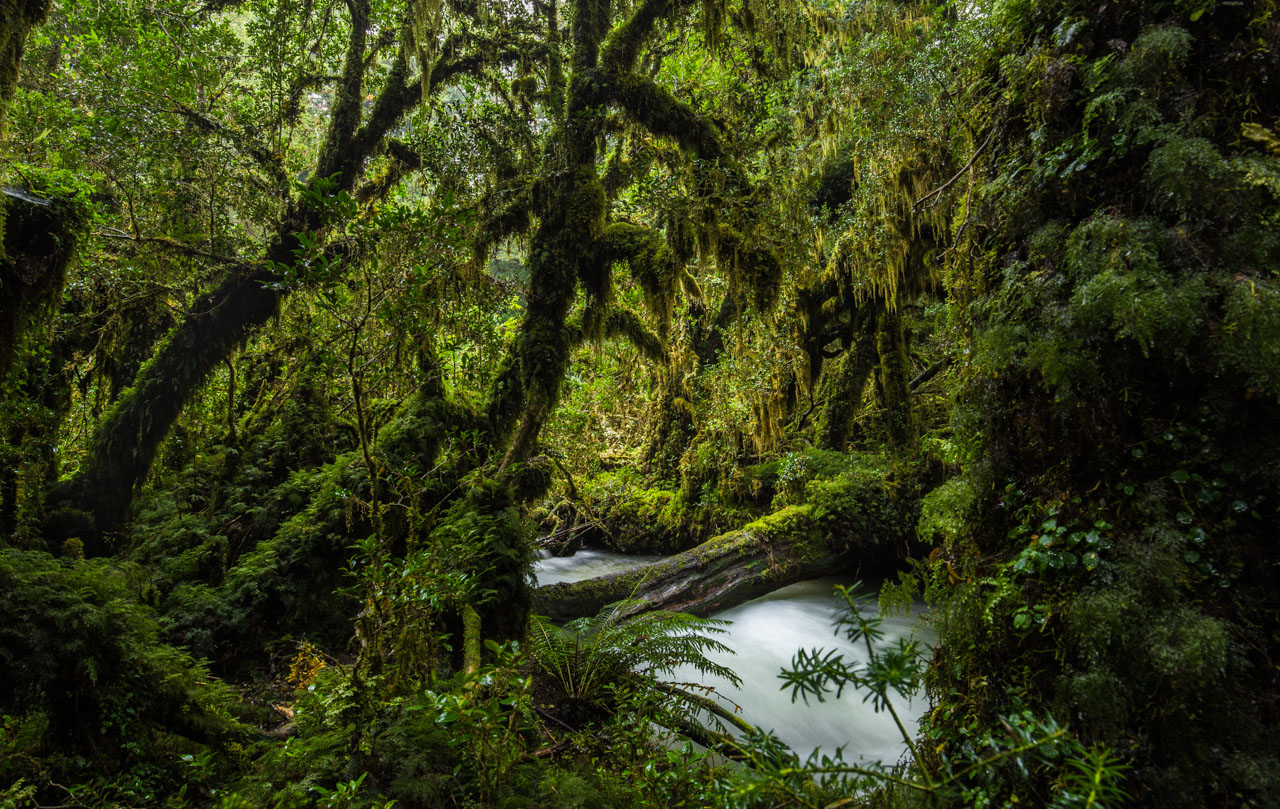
[425,640,534,803]
[1008,517,1112,576]
[527,599,741,721]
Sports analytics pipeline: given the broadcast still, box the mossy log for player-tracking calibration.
[533,483,913,620]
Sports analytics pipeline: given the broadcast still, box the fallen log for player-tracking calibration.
[533,470,919,620]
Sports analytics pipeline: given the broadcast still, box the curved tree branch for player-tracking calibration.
[606,72,724,160]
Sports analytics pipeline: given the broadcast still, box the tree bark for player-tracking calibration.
[816,305,877,451]
[874,303,917,451]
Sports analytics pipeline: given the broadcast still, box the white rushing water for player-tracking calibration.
[532,551,933,764]
[533,548,665,585]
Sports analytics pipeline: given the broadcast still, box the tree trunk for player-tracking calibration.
[816,305,877,451]
[1,187,79,377]
[641,290,743,479]
[533,500,902,620]
[0,0,49,134]
[44,252,291,551]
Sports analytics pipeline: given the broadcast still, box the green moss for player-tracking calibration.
[601,307,665,362]
[810,150,858,217]
[874,304,916,450]
[741,503,814,535]
[0,0,50,134]
[1,182,87,378]
[815,308,877,450]
[571,470,753,554]
[596,222,678,325]
[917,477,978,546]
[734,452,919,565]
[742,447,887,510]
[565,169,606,244]
[512,455,556,501]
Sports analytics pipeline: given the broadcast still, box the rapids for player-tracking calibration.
[533,549,932,763]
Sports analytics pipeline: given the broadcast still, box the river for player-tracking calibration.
[533,549,933,764]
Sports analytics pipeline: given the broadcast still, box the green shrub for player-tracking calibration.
[0,549,244,790]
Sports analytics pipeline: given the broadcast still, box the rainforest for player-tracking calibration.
[1,0,1277,806]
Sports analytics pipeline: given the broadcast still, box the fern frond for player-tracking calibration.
[527,600,741,706]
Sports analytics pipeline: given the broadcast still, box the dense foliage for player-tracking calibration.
[1,0,1276,806]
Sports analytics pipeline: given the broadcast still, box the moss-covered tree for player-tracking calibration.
[44,1,537,550]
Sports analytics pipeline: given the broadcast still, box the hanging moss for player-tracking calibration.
[0,0,49,134]
[611,72,725,161]
[0,186,84,379]
[565,168,606,242]
[873,304,916,451]
[45,14,489,547]
[488,161,605,466]
[642,368,697,480]
[511,454,555,501]
[815,307,876,450]
[715,226,783,313]
[601,307,665,362]
[564,470,752,554]
[810,150,858,217]
[596,222,679,326]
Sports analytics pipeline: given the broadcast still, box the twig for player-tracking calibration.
[535,705,578,734]
[913,130,994,211]
[909,357,953,393]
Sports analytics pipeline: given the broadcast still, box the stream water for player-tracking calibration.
[533,550,933,764]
